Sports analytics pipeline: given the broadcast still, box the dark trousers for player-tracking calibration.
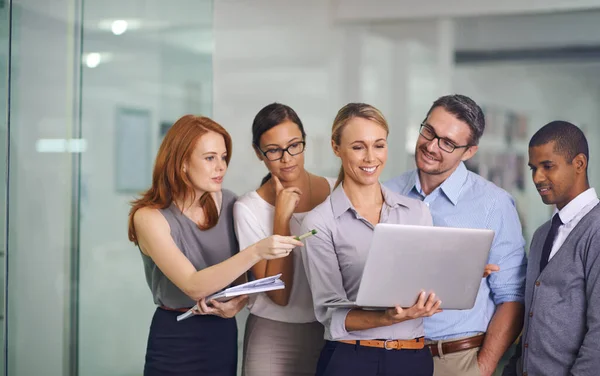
[315,340,434,376]
[144,307,238,376]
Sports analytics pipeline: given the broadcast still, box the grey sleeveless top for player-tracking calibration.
[141,189,239,308]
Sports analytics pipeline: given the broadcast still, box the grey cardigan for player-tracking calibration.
[516,203,600,376]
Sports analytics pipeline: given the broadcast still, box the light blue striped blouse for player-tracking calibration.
[385,162,527,340]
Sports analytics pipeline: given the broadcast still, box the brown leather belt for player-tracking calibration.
[338,337,425,350]
[428,334,485,357]
[159,305,192,313]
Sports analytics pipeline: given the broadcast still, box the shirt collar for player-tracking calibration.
[331,182,409,218]
[557,187,599,224]
[413,162,468,205]
[412,170,424,197]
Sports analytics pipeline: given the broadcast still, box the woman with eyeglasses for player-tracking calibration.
[233,103,336,376]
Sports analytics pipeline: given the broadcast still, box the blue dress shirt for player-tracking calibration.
[385,162,527,340]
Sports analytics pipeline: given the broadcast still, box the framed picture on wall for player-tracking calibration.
[159,121,173,141]
[115,107,152,193]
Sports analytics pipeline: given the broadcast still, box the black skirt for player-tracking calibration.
[144,307,238,376]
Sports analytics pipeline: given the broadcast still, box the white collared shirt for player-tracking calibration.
[551,188,599,260]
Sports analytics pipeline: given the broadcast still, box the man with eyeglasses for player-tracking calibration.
[385,94,527,376]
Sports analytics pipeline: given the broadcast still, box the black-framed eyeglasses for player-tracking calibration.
[419,123,471,153]
[256,141,306,161]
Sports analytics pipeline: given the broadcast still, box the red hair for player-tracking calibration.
[128,115,233,244]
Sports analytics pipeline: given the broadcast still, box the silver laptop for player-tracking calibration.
[324,223,494,310]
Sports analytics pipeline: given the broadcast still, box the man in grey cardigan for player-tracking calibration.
[505,120,600,376]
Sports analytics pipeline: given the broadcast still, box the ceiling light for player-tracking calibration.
[98,19,141,33]
[85,53,101,68]
[111,20,128,35]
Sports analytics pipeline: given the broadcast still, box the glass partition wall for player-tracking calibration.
[5,0,214,375]
[0,0,10,372]
[78,1,213,374]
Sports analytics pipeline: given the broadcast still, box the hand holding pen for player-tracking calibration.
[294,229,317,241]
[250,230,318,260]
[251,235,304,260]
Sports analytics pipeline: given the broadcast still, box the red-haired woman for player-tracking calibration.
[128,115,303,376]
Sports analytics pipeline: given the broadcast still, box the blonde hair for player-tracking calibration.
[331,103,389,188]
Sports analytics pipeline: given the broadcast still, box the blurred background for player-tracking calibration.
[1,0,600,374]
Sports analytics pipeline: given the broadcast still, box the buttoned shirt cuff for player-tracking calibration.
[329,308,351,340]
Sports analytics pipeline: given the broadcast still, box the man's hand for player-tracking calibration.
[483,264,500,278]
[477,302,524,376]
[194,295,249,318]
[477,356,496,376]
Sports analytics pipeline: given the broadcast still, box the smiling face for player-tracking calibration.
[255,120,306,183]
[333,117,388,187]
[185,131,228,195]
[528,141,586,210]
[415,106,478,179]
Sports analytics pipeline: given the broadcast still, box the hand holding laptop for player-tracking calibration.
[483,264,500,277]
[382,291,443,324]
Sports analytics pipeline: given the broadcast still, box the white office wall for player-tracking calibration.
[335,0,600,21]
[213,1,455,195]
[455,10,600,51]
[454,62,600,239]
[214,0,342,195]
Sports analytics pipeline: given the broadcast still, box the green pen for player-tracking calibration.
[295,229,317,241]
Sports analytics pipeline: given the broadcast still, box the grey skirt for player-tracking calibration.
[242,314,325,376]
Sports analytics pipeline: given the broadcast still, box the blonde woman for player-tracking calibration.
[301,103,441,376]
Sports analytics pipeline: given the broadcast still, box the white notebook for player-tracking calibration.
[176,274,285,321]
